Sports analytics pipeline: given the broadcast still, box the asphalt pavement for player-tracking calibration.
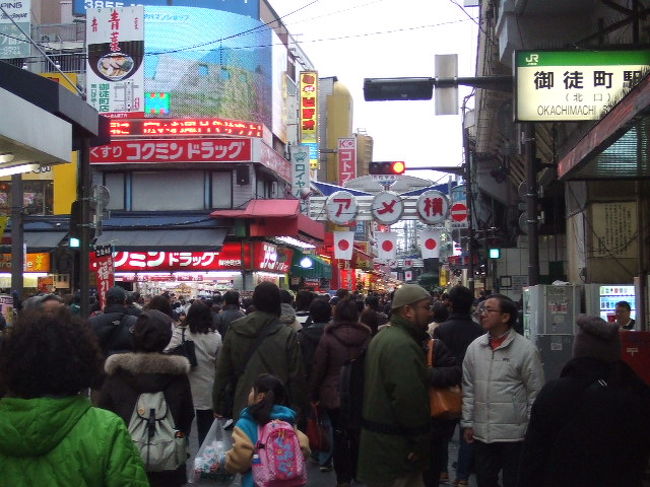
[183,419,477,487]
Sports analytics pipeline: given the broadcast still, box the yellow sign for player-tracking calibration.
[0,217,7,241]
[0,253,51,272]
[41,72,80,95]
[299,71,318,144]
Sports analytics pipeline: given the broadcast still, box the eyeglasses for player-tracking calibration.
[479,307,501,315]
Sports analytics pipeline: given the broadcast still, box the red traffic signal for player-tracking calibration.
[369,161,406,175]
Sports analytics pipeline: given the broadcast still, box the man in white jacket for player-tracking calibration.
[462,294,544,487]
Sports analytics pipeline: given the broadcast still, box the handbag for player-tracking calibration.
[305,403,330,451]
[167,327,198,368]
[426,338,462,419]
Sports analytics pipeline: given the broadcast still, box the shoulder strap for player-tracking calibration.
[427,338,436,367]
[235,320,281,378]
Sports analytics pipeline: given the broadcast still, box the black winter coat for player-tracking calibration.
[517,357,650,487]
[99,352,195,487]
[89,304,137,357]
[433,312,483,366]
[428,339,462,439]
[297,321,327,382]
[214,305,245,337]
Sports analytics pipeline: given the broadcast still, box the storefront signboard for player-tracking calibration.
[290,145,310,214]
[253,242,293,274]
[338,138,357,186]
[114,247,244,272]
[90,137,253,164]
[86,6,145,117]
[516,49,650,121]
[0,0,30,59]
[253,139,292,183]
[299,71,319,169]
[109,117,264,138]
[0,253,50,272]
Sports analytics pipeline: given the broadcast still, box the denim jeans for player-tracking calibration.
[456,426,475,481]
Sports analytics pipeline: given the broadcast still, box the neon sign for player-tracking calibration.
[109,117,264,138]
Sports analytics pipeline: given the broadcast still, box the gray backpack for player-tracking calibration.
[128,391,187,472]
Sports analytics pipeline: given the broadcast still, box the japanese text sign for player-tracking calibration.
[300,71,319,168]
[325,191,358,225]
[516,50,650,121]
[416,190,449,224]
[113,247,243,272]
[338,138,357,186]
[86,7,145,117]
[109,117,264,138]
[253,242,294,273]
[0,0,30,59]
[90,252,115,310]
[371,191,404,225]
[291,145,311,214]
[90,137,252,164]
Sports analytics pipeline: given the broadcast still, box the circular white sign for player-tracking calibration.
[325,191,358,225]
[416,190,449,224]
[371,191,404,225]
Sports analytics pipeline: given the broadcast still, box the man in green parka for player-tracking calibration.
[357,284,433,487]
[212,281,307,420]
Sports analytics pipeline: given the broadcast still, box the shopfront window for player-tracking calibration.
[104,172,125,210]
[132,171,205,211]
[0,180,53,215]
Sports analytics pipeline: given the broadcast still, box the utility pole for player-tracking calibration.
[524,123,540,286]
[78,138,92,318]
[10,174,23,300]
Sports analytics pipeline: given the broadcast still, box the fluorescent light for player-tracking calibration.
[256,271,283,277]
[0,163,39,177]
[275,236,316,249]
[300,256,313,269]
[0,153,14,163]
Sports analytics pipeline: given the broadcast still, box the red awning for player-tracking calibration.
[210,199,300,218]
[211,199,324,243]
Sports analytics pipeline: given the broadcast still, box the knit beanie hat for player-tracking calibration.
[391,284,431,310]
[133,310,173,353]
[573,314,621,363]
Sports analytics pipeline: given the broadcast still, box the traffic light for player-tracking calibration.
[369,161,406,175]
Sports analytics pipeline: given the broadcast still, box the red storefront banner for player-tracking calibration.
[90,249,115,309]
[90,137,253,164]
[112,242,293,274]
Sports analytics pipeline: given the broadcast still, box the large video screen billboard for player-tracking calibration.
[143,6,272,127]
[74,0,259,19]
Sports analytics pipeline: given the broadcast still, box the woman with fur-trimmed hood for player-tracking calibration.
[99,309,195,487]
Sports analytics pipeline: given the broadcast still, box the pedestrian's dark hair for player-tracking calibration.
[616,301,631,311]
[147,294,174,318]
[336,288,350,299]
[249,374,288,425]
[432,301,450,323]
[279,289,294,305]
[0,309,103,398]
[488,294,518,328]
[309,298,331,324]
[448,285,474,314]
[295,290,314,311]
[365,295,380,311]
[334,297,360,323]
[223,290,240,306]
[253,282,281,316]
[186,301,213,334]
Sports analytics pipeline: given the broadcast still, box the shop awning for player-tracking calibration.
[291,251,332,279]
[95,228,228,251]
[210,199,300,218]
[24,231,66,251]
[558,73,650,180]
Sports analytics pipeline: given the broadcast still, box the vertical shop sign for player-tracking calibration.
[299,71,319,169]
[291,145,311,214]
[338,138,357,186]
[92,245,115,310]
[86,6,145,117]
[0,0,30,59]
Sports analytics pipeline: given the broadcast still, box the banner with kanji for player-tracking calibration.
[91,246,115,310]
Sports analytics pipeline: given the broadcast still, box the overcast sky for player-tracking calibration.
[269,0,479,183]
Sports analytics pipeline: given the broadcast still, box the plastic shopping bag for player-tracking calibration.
[190,418,236,484]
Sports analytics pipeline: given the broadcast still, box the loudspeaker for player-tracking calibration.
[236,166,250,185]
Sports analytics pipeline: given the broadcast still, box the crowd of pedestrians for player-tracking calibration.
[0,282,649,487]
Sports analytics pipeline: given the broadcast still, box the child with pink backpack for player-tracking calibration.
[225,374,310,487]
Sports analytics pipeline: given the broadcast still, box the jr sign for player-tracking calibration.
[516,50,650,122]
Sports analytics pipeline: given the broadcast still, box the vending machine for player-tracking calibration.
[584,284,636,323]
[523,285,581,381]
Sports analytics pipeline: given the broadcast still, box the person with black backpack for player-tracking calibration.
[310,298,371,487]
[99,310,195,487]
[89,286,137,357]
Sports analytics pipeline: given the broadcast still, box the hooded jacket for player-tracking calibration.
[309,321,371,409]
[212,311,307,420]
[357,314,431,484]
[461,327,544,443]
[225,405,310,487]
[517,357,650,487]
[99,353,195,485]
[0,395,148,486]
